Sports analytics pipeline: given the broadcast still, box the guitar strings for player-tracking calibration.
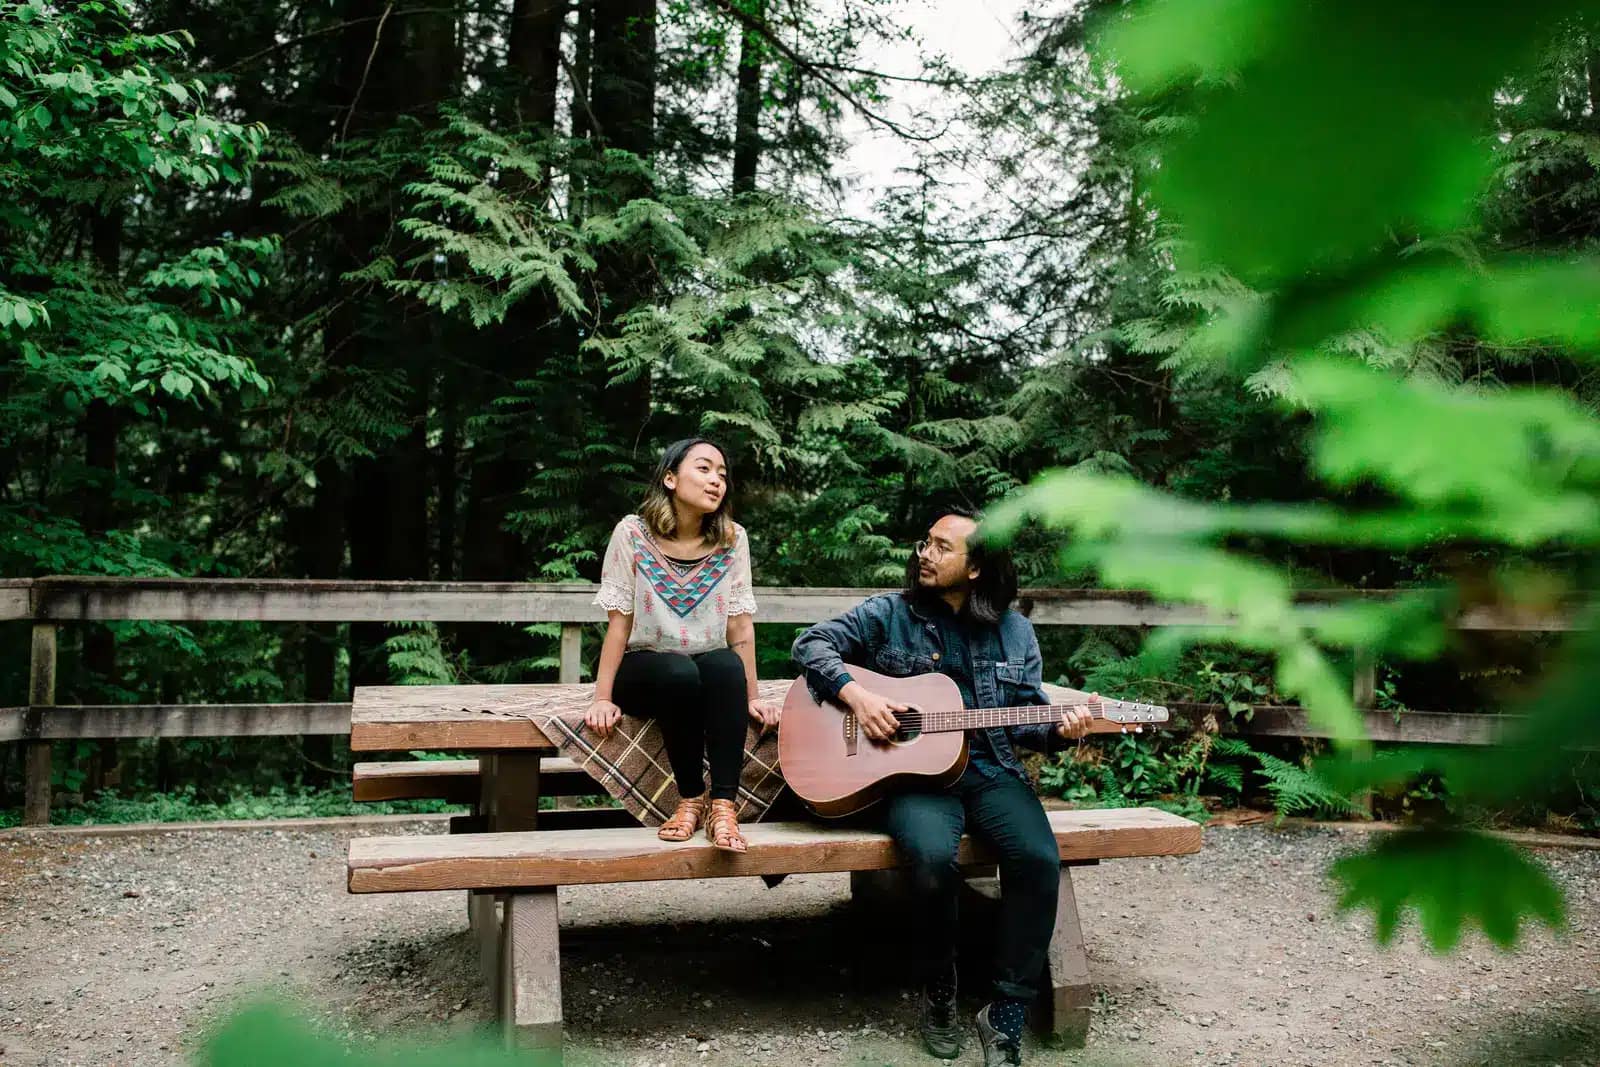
[891,702,1111,728]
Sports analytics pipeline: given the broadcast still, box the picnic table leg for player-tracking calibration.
[500,889,563,1059]
[482,751,544,831]
[470,893,500,989]
[471,751,546,1000]
[457,813,490,938]
[1033,864,1093,1047]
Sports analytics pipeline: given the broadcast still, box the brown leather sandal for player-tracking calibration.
[706,798,747,854]
[657,795,706,842]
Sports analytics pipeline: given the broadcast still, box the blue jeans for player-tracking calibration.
[882,766,1060,1001]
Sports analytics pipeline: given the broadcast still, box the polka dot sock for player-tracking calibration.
[986,996,1027,1046]
[924,964,957,1004]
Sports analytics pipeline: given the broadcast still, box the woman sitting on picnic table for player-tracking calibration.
[585,437,779,853]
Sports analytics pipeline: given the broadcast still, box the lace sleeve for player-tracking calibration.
[593,519,636,614]
[725,525,757,617]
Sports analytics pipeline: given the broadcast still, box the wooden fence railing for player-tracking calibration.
[0,577,1571,824]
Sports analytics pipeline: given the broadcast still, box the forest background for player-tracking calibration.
[3,0,1598,848]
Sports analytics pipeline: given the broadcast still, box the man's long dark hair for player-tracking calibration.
[901,506,1019,625]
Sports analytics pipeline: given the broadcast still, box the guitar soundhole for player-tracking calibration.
[892,707,922,744]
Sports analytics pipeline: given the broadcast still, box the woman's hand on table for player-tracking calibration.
[585,698,622,739]
[748,698,781,732]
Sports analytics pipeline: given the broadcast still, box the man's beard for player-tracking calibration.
[915,570,965,597]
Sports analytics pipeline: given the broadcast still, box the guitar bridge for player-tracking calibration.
[844,711,858,756]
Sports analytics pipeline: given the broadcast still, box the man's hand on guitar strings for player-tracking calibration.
[839,681,908,742]
[1056,693,1100,741]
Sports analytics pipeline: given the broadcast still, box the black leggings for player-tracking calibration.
[613,648,749,801]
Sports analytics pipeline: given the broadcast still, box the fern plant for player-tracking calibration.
[382,623,458,686]
[1207,739,1361,819]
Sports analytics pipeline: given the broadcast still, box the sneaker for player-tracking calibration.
[918,981,962,1060]
[975,1003,1022,1066]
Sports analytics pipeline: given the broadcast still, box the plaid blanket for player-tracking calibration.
[537,678,790,826]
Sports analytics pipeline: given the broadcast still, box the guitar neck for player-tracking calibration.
[910,699,1163,734]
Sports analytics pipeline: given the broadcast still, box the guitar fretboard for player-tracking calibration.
[897,699,1164,733]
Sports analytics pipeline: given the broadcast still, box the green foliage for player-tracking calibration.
[391,119,590,325]
[1251,751,1361,819]
[0,0,270,413]
[1331,829,1565,952]
[1041,730,1236,824]
[0,787,458,828]
[0,0,271,580]
[199,1003,554,1066]
[383,623,458,685]
[1192,660,1274,719]
[1098,1,1579,286]
[992,0,1600,951]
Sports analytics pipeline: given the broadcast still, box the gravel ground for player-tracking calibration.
[1,820,1598,1067]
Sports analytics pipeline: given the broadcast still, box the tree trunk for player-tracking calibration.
[732,0,764,193]
[347,393,430,684]
[412,0,461,111]
[333,0,406,139]
[568,0,595,216]
[462,451,527,581]
[570,0,594,142]
[300,465,346,708]
[294,462,346,783]
[330,0,411,686]
[1587,27,1600,124]
[509,0,565,132]
[437,402,458,581]
[459,0,568,592]
[590,0,656,162]
[83,203,123,795]
[587,0,658,432]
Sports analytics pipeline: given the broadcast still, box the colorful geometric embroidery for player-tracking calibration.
[627,521,736,620]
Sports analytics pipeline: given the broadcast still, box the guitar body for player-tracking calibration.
[778,666,970,818]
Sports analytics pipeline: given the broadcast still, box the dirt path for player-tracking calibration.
[1,821,1597,1067]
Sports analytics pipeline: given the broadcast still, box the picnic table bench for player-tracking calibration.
[353,757,600,803]
[346,682,1204,1060]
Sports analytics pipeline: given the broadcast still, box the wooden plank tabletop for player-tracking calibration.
[347,807,1202,892]
[350,680,796,752]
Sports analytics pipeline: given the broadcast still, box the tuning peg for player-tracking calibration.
[1135,725,1144,734]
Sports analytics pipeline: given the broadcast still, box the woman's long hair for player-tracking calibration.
[901,507,1018,625]
[638,437,737,548]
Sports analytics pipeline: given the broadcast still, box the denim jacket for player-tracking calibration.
[790,592,1066,782]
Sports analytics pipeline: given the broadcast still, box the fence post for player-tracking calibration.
[1352,648,1375,711]
[1352,647,1376,815]
[23,622,58,826]
[558,623,582,685]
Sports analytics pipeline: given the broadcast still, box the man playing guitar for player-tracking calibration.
[790,509,1094,1066]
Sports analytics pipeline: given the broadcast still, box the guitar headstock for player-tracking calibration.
[1099,699,1169,726]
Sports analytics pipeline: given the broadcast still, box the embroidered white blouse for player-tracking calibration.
[594,515,758,654]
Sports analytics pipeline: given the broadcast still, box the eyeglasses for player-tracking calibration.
[914,540,965,562]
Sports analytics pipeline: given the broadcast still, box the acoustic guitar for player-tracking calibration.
[777,665,1169,817]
